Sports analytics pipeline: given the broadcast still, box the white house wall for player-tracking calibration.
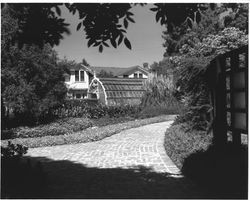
[65,70,89,90]
[128,71,148,78]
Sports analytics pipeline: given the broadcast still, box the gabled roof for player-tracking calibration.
[67,64,94,74]
[89,65,149,77]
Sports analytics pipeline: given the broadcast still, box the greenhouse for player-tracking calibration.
[88,77,146,106]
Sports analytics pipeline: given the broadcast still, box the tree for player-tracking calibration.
[81,58,90,66]
[2,3,217,52]
[1,44,68,127]
[162,3,248,56]
[97,70,115,78]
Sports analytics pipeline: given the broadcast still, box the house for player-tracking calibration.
[64,64,94,99]
[64,64,149,100]
[88,77,145,106]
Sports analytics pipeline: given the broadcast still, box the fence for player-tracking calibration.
[206,46,248,148]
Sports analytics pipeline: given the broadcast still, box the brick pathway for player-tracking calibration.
[26,121,204,198]
[27,121,179,173]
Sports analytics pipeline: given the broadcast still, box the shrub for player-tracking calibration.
[1,141,28,158]
[141,73,176,107]
[164,123,213,169]
[1,142,47,198]
[52,100,142,120]
[3,117,93,139]
[138,104,184,119]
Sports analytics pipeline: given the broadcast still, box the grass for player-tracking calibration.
[1,115,176,148]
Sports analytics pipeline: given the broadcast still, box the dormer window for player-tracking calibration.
[75,70,85,82]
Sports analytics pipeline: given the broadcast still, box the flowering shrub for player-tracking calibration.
[179,27,248,58]
[172,27,248,130]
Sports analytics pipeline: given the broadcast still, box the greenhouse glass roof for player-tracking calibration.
[98,78,145,100]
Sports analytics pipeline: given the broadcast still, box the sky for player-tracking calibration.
[54,4,166,67]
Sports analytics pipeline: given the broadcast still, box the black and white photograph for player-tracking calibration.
[1,1,249,199]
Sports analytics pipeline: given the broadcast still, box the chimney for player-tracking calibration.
[143,62,149,69]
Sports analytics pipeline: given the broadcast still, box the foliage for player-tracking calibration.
[1,115,176,148]
[1,141,28,158]
[2,3,70,48]
[82,58,90,66]
[1,142,47,198]
[97,70,115,78]
[171,27,248,130]
[2,3,226,52]
[149,57,175,76]
[164,123,212,169]
[1,4,18,50]
[1,44,68,127]
[53,100,142,119]
[139,105,183,119]
[2,118,93,140]
[141,73,176,106]
[179,27,248,57]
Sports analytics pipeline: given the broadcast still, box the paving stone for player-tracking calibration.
[27,121,177,173]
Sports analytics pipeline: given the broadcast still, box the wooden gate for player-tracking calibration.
[207,46,248,148]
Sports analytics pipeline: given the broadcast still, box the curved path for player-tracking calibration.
[26,121,204,198]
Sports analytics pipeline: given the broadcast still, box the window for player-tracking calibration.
[134,73,138,78]
[123,75,129,78]
[75,70,79,81]
[80,71,85,81]
[139,73,143,78]
[75,94,81,99]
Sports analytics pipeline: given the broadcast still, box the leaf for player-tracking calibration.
[127,11,133,16]
[118,34,123,45]
[110,38,117,48]
[150,7,158,12]
[124,38,131,50]
[102,41,109,47]
[87,39,95,47]
[99,45,103,52]
[160,16,165,25]
[124,19,128,29]
[156,12,161,22]
[55,6,61,16]
[127,17,135,23]
[93,42,100,47]
[77,22,82,31]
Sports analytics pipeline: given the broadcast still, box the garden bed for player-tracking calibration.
[164,123,213,169]
[1,115,176,148]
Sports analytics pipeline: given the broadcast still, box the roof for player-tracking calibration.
[89,66,149,77]
[67,64,94,74]
[93,77,145,99]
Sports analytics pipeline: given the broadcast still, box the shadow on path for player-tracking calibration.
[182,143,248,199]
[2,155,207,199]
